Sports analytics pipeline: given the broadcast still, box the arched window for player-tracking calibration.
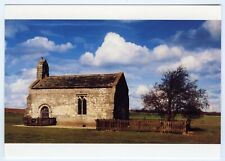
[77,96,87,115]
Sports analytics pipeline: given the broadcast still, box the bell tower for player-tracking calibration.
[37,57,49,79]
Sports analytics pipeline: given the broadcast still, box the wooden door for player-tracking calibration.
[40,106,49,118]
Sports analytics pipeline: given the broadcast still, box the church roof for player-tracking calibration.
[30,72,123,89]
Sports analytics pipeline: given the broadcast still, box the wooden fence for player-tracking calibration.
[96,119,187,134]
[23,117,57,126]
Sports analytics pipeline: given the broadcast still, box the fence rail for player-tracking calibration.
[23,117,57,126]
[96,119,187,134]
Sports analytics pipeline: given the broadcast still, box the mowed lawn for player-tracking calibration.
[5,112,220,143]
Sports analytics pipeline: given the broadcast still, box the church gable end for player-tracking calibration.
[113,74,129,120]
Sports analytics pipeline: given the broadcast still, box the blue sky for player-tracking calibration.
[5,20,221,112]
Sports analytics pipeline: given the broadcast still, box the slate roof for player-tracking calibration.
[30,72,123,89]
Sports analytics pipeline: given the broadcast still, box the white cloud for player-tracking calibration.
[5,36,74,70]
[80,52,95,65]
[206,84,221,112]
[136,85,150,96]
[157,48,220,72]
[80,32,151,66]
[182,49,220,71]
[81,32,219,69]
[207,104,220,112]
[180,55,202,70]
[152,44,183,60]
[10,79,30,93]
[21,36,74,53]
[5,68,36,107]
[80,32,220,69]
[202,20,221,40]
[201,97,220,112]
[5,22,28,38]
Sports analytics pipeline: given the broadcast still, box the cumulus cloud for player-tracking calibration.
[136,85,150,96]
[202,20,221,40]
[80,32,151,66]
[80,32,188,66]
[5,68,36,107]
[79,32,220,79]
[5,36,74,71]
[21,36,74,53]
[80,52,95,65]
[157,48,220,72]
[128,84,152,109]
[152,44,183,60]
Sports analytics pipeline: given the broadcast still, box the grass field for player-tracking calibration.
[5,111,220,143]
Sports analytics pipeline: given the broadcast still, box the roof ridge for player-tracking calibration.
[49,72,123,77]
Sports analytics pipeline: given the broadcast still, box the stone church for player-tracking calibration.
[24,58,129,127]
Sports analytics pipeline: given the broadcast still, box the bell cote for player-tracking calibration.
[37,57,49,79]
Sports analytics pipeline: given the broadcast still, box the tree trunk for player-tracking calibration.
[167,95,173,121]
[186,118,191,132]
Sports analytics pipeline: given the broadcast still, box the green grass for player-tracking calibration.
[5,112,220,143]
[130,111,187,120]
[130,112,161,120]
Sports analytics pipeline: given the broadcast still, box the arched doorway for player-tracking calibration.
[40,106,49,118]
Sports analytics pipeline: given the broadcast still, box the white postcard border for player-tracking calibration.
[1,3,224,161]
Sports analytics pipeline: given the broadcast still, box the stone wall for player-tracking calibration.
[37,58,49,79]
[26,87,115,127]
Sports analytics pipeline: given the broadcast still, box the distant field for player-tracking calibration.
[5,110,220,143]
[5,108,25,114]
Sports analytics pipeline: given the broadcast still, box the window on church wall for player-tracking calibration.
[77,96,87,115]
[78,98,82,114]
[83,98,87,114]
